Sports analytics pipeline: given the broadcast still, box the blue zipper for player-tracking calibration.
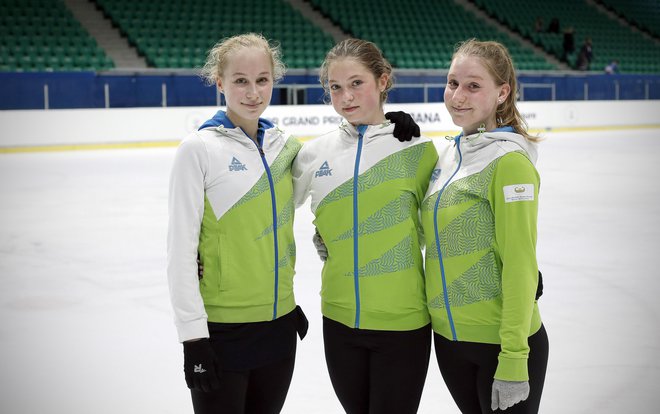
[353,125,367,328]
[433,135,463,341]
[253,130,279,320]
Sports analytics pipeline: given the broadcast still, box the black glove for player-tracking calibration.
[197,253,203,280]
[385,111,420,142]
[535,270,544,300]
[183,339,221,392]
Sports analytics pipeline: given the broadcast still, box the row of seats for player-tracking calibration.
[1,0,658,73]
[472,0,660,73]
[597,0,660,38]
[95,0,334,70]
[0,0,114,71]
[309,0,556,71]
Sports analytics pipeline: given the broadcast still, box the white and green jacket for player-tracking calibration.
[293,121,438,331]
[422,126,542,381]
[167,111,301,343]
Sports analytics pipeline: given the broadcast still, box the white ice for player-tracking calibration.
[1,128,659,413]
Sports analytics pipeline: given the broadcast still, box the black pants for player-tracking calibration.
[190,352,296,414]
[434,324,549,414]
[323,317,431,414]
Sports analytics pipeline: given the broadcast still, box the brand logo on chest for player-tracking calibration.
[229,157,247,171]
[315,161,332,177]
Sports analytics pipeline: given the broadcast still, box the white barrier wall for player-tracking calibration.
[1,100,659,148]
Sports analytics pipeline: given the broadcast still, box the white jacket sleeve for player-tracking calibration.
[292,147,312,208]
[167,136,209,342]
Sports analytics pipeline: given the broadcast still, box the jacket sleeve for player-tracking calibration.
[414,139,439,248]
[415,139,439,204]
[167,136,209,342]
[490,151,540,381]
[292,145,312,208]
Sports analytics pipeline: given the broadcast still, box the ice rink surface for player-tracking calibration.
[1,127,659,413]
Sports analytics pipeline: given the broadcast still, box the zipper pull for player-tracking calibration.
[356,124,368,139]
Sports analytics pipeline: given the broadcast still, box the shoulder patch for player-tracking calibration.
[503,184,534,203]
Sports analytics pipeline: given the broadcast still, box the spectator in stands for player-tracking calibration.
[293,38,437,414]
[576,37,593,71]
[425,38,549,413]
[547,17,560,33]
[562,27,575,63]
[534,17,544,33]
[171,33,418,414]
[604,60,619,74]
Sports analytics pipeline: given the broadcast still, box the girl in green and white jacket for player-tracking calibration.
[293,39,438,414]
[167,33,307,414]
[424,39,549,413]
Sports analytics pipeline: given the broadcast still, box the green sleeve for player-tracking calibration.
[415,141,439,248]
[415,141,439,202]
[490,151,540,381]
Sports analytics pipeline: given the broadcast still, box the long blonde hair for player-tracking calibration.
[200,33,286,86]
[452,39,538,142]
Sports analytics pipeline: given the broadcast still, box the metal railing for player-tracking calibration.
[38,78,657,109]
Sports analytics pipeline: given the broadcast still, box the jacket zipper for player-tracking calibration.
[253,132,279,320]
[433,135,463,341]
[353,125,367,328]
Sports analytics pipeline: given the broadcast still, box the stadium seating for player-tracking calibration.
[597,0,660,39]
[1,0,658,73]
[0,0,114,71]
[471,0,660,73]
[308,0,557,71]
[94,0,334,69]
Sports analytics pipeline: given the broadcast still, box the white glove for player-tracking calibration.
[312,229,327,262]
[491,379,529,411]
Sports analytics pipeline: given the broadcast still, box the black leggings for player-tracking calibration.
[323,317,431,414]
[434,324,549,414]
[190,353,296,414]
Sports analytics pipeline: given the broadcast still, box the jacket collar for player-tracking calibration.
[338,119,394,144]
[455,126,538,165]
[198,110,282,150]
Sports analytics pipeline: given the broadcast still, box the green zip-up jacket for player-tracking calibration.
[422,127,542,381]
[167,112,301,342]
[293,121,438,331]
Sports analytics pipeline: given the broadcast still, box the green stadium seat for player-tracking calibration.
[0,0,115,72]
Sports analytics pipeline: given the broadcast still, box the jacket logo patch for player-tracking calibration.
[314,161,332,177]
[431,168,441,182]
[229,157,247,171]
[503,184,534,203]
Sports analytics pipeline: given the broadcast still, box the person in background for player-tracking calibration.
[604,59,619,74]
[422,39,549,413]
[293,38,438,414]
[576,37,593,71]
[561,27,575,63]
[167,33,309,414]
[533,17,544,33]
[547,17,560,33]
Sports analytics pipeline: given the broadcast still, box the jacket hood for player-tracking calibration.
[459,126,538,165]
[198,110,275,131]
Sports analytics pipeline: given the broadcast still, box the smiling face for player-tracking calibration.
[217,47,273,131]
[327,57,388,126]
[444,54,510,136]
